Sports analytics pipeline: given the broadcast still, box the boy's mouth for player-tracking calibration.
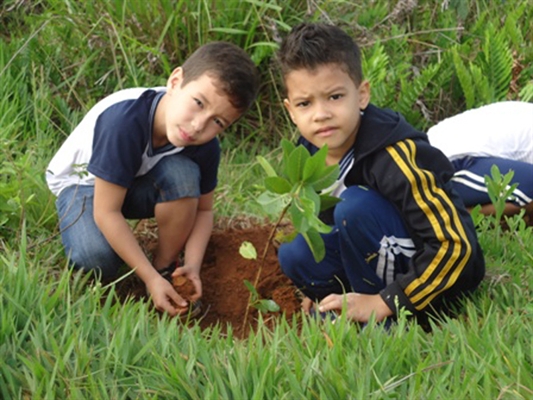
[316,126,337,137]
[179,129,194,143]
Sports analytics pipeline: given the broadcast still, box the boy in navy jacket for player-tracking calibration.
[276,23,485,323]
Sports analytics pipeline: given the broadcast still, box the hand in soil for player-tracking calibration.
[172,275,200,316]
[171,266,202,301]
[147,275,187,317]
[172,275,197,300]
[301,296,313,314]
[319,292,393,323]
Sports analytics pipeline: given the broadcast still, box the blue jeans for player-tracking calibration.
[451,156,533,207]
[278,186,415,301]
[56,154,201,279]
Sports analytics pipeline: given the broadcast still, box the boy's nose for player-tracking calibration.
[313,103,332,121]
[192,115,207,133]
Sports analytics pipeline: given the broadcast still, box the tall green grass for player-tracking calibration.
[1,228,532,398]
[1,0,533,398]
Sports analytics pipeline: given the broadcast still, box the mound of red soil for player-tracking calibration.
[115,219,302,338]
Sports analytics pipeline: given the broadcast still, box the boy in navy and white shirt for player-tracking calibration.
[46,42,259,317]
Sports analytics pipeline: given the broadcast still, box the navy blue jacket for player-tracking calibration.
[300,104,485,316]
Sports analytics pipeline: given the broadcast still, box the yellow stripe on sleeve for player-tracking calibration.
[386,140,471,309]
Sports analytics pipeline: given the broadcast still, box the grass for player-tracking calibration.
[2,234,532,398]
[1,0,533,398]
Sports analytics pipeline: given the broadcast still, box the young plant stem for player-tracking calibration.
[241,203,290,333]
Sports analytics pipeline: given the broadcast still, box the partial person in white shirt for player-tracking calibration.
[427,101,533,222]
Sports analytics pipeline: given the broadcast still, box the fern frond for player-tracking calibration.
[503,4,526,48]
[482,27,513,102]
[362,43,390,106]
[519,82,533,102]
[364,43,389,83]
[470,64,492,108]
[396,63,440,123]
[452,47,476,109]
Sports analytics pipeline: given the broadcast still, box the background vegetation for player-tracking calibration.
[1,0,532,398]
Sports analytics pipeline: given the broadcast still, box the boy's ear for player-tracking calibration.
[283,98,296,123]
[167,67,184,91]
[358,80,371,110]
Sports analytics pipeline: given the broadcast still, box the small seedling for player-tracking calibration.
[239,241,280,314]
[256,138,341,262]
[240,140,341,329]
[244,279,280,313]
[484,164,518,227]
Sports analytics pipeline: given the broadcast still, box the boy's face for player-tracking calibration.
[164,68,241,147]
[283,64,370,162]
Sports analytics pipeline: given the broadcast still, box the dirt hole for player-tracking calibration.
[113,219,302,338]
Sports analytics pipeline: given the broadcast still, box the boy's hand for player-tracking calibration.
[172,266,203,301]
[146,275,187,316]
[301,296,313,314]
[318,293,393,323]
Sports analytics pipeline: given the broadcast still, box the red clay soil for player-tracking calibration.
[114,219,302,338]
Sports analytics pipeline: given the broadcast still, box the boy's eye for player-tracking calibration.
[330,94,343,100]
[194,98,203,108]
[296,100,310,108]
[213,118,225,128]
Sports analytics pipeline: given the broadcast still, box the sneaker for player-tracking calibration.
[156,262,177,283]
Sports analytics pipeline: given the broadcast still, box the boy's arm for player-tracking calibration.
[372,139,481,316]
[171,190,214,301]
[93,177,187,315]
[317,139,481,323]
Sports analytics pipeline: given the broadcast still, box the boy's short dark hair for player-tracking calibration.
[277,22,364,86]
[181,41,260,113]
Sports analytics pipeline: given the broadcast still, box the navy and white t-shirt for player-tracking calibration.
[46,87,220,196]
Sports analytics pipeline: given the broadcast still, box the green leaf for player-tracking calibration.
[302,229,326,263]
[298,196,317,220]
[239,241,257,260]
[301,185,321,216]
[484,166,518,222]
[256,191,290,216]
[483,28,512,102]
[396,63,439,121]
[452,48,476,109]
[302,145,328,183]
[311,164,340,191]
[490,164,502,182]
[289,201,309,233]
[319,194,342,211]
[470,64,492,107]
[243,0,282,12]
[280,138,296,161]
[264,176,292,194]
[362,43,390,107]
[256,155,278,177]
[243,279,259,301]
[285,146,310,184]
[519,81,533,102]
[256,299,280,313]
[469,204,484,228]
[209,27,248,35]
[308,213,333,234]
